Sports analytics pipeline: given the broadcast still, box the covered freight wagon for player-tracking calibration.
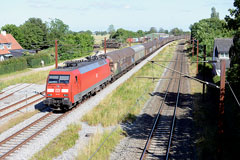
[106,47,135,76]
[131,45,145,63]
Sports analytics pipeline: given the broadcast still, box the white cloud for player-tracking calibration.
[124,5,131,9]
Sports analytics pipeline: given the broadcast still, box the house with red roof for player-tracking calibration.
[0,31,23,61]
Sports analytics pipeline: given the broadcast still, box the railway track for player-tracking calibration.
[0,84,32,101]
[0,84,23,95]
[140,44,185,160]
[0,92,45,121]
[0,109,69,159]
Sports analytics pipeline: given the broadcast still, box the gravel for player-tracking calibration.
[0,83,45,124]
[0,42,173,160]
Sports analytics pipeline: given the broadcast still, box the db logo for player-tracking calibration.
[55,89,60,92]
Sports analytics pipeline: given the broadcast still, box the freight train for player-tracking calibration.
[43,35,189,110]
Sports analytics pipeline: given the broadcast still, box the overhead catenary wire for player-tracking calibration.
[149,60,220,89]
[88,89,150,160]
[226,80,240,107]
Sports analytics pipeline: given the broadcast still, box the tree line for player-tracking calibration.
[190,5,240,159]
[190,7,234,56]
[107,25,188,42]
[1,18,94,60]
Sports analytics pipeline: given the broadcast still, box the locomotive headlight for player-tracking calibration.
[48,94,52,96]
[64,94,68,97]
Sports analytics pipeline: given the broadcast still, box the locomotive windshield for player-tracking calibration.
[48,75,70,84]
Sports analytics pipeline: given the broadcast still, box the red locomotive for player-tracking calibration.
[44,35,189,110]
[44,56,112,110]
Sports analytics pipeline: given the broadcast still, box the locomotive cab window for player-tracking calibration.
[48,75,70,84]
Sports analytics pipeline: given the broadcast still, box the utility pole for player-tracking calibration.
[218,59,226,159]
[192,39,195,57]
[196,40,199,74]
[104,37,106,54]
[202,45,206,101]
[55,40,58,69]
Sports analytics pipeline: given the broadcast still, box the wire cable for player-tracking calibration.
[226,80,240,107]
[88,89,149,160]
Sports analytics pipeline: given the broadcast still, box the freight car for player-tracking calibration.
[44,35,189,110]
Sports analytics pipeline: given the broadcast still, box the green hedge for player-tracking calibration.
[0,57,28,75]
[0,53,53,75]
[26,53,53,68]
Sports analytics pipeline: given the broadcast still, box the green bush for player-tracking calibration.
[26,53,53,68]
[0,57,28,75]
[0,53,53,75]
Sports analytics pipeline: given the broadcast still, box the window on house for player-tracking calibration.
[0,44,3,50]
[215,48,218,57]
[7,43,11,49]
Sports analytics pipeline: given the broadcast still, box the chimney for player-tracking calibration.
[1,31,6,36]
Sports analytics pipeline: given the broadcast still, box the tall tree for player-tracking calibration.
[149,27,157,33]
[1,24,24,46]
[136,30,145,37]
[20,18,48,50]
[107,24,115,34]
[47,18,69,42]
[58,33,94,60]
[190,18,233,56]
[158,27,165,33]
[170,28,183,36]
[211,7,220,19]
[225,0,240,91]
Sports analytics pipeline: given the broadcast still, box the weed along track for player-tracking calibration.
[0,109,71,159]
[0,38,188,160]
[0,91,45,121]
[0,84,32,101]
[110,40,194,160]
[141,43,184,159]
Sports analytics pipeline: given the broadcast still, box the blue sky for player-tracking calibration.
[1,0,235,32]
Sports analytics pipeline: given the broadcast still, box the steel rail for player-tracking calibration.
[0,84,23,95]
[88,39,188,160]
[0,100,79,159]
[0,112,52,147]
[0,112,55,160]
[0,91,45,113]
[140,53,180,160]
[0,84,32,101]
[165,53,183,160]
[0,97,45,120]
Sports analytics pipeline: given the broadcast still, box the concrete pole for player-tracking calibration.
[218,59,226,158]
[104,37,106,54]
[202,45,206,101]
[196,40,199,74]
[55,40,58,69]
[192,39,195,57]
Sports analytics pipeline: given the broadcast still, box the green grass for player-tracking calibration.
[31,123,81,160]
[0,68,52,91]
[0,68,32,79]
[77,127,124,160]
[188,43,218,159]
[82,41,178,127]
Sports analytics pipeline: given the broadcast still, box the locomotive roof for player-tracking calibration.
[52,58,107,73]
